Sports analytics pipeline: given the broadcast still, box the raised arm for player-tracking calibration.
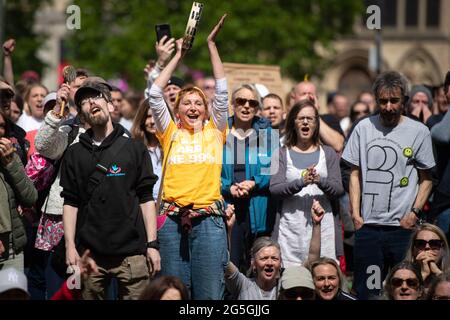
[304,199,324,268]
[35,84,72,160]
[2,39,15,87]
[149,38,185,133]
[208,14,228,131]
[146,36,175,91]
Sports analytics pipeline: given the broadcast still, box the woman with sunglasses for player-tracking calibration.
[405,223,450,289]
[148,15,229,300]
[270,99,344,268]
[383,261,424,300]
[221,83,275,271]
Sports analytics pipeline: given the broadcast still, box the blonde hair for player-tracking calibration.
[405,223,450,272]
[310,257,349,293]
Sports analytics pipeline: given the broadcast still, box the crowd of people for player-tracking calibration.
[1,14,450,301]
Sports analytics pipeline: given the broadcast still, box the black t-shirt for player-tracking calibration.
[321,114,345,137]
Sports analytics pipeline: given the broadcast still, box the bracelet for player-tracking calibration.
[146,240,160,251]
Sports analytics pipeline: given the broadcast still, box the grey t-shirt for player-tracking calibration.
[342,115,435,225]
[226,269,278,300]
[289,149,320,170]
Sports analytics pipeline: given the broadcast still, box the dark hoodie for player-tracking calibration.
[60,124,157,256]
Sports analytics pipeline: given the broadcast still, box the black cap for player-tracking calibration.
[74,76,112,109]
[167,76,184,89]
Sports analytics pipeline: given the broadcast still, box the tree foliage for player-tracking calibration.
[3,0,52,80]
[66,0,364,89]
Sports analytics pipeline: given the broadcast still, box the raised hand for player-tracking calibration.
[207,14,227,44]
[225,204,236,230]
[2,39,15,56]
[311,199,325,225]
[0,138,16,165]
[156,36,175,67]
[54,83,71,117]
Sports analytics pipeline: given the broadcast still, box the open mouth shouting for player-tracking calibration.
[262,265,275,279]
[300,125,311,136]
[90,105,102,116]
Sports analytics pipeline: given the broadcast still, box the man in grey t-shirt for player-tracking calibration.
[342,71,435,299]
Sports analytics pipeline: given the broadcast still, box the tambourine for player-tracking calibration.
[182,2,204,51]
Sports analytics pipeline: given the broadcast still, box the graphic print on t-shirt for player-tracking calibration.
[365,142,398,214]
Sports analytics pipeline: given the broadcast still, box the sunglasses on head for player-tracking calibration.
[391,277,419,289]
[413,239,443,250]
[235,97,259,108]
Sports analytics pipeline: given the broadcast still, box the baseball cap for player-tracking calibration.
[167,76,185,89]
[280,266,315,290]
[43,92,57,111]
[74,76,113,109]
[0,268,30,298]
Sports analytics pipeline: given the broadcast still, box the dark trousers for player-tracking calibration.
[353,224,412,300]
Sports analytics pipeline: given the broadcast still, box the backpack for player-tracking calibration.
[24,124,80,213]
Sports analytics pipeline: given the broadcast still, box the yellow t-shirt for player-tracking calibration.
[157,119,226,209]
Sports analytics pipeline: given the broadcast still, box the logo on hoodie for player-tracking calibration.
[107,164,126,177]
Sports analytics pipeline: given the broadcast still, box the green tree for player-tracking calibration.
[66,0,364,89]
[2,0,51,81]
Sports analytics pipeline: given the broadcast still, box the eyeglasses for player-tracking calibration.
[390,277,419,289]
[296,116,316,123]
[80,93,104,107]
[235,97,259,108]
[378,97,402,105]
[413,239,443,250]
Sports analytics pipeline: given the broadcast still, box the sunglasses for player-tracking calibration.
[378,97,402,105]
[283,288,315,300]
[413,239,443,250]
[390,277,419,289]
[235,97,259,108]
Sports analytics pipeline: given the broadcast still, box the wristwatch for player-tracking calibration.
[146,240,160,251]
[411,207,422,219]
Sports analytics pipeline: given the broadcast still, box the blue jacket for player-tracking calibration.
[221,116,275,234]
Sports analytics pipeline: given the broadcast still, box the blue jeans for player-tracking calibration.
[158,215,228,300]
[353,225,412,300]
[436,208,450,235]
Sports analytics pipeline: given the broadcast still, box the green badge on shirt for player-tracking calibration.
[400,177,409,187]
[301,169,308,179]
[403,147,413,158]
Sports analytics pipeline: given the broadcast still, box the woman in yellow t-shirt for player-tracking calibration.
[148,14,228,300]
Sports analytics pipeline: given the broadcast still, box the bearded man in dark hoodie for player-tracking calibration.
[59,77,160,300]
